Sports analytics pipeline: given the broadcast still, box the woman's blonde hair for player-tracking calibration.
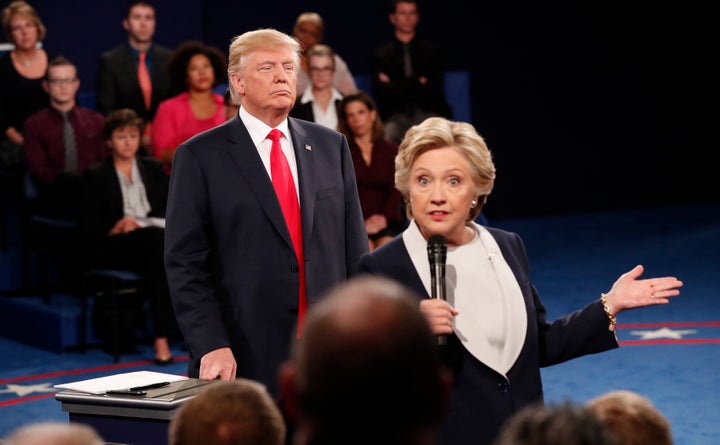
[395,117,496,221]
[2,1,46,43]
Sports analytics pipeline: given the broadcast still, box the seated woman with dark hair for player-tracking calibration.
[338,91,406,251]
[151,41,227,172]
[81,108,175,364]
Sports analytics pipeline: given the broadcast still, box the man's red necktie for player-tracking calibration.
[267,129,307,337]
[138,51,152,110]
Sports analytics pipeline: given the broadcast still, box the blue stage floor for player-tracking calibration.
[1,203,719,444]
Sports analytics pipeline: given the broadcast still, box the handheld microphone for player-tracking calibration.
[427,234,448,346]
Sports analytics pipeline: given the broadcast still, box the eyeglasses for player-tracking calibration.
[309,66,334,73]
[47,78,77,85]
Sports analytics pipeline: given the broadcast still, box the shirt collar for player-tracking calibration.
[129,44,153,59]
[300,86,343,104]
[239,106,290,146]
[50,106,77,117]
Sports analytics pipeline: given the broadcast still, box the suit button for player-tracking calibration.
[290,265,299,272]
[497,381,509,393]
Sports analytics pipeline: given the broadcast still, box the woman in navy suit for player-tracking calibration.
[80,108,175,364]
[358,117,683,445]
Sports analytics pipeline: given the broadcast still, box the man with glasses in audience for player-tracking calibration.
[24,55,106,218]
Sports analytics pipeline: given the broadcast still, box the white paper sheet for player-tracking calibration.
[53,371,187,394]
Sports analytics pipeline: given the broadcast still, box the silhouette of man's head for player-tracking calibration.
[279,275,452,445]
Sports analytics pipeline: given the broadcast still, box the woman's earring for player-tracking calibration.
[470,200,477,208]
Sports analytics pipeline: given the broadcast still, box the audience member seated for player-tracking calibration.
[278,275,452,445]
[4,421,104,445]
[168,379,286,445]
[24,56,107,219]
[290,44,343,130]
[587,389,673,445]
[371,0,452,143]
[151,40,226,172]
[0,1,56,173]
[291,11,357,96]
[338,91,405,250]
[95,0,173,150]
[223,89,239,121]
[492,401,618,445]
[79,108,175,364]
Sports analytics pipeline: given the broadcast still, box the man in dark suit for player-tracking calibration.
[95,1,172,148]
[371,0,452,143]
[164,28,368,395]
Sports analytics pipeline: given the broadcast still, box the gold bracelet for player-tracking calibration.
[600,293,616,332]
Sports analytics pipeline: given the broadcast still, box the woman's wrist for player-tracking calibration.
[600,293,617,332]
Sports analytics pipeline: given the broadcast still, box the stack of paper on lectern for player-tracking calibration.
[54,371,188,395]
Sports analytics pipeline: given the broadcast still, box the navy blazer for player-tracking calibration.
[165,116,368,394]
[95,43,173,121]
[358,226,618,445]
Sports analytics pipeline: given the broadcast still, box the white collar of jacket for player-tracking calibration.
[402,220,527,376]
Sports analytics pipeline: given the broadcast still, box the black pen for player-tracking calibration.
[106,381,171,396]
[129,381,171,391]
[106,389,147,396]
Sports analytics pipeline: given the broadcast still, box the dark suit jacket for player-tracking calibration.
[358,227,618,445]
[371,36,452,120]
[95,43,173,121]
[80,156,168,243]
[289,98,342,127]
[164,116,368,394]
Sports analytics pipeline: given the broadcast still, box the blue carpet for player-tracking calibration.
[0,336,189,438]
[493,203,720,445]
[1,203,718,444]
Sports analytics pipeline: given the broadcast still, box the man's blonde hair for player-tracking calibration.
[227,28,301,103]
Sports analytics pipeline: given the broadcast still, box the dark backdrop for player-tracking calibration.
[9,0,717,219]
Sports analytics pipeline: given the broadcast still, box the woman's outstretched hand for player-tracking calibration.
[604,265,683,316]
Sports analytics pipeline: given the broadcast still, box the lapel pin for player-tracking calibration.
[305,144,312,151]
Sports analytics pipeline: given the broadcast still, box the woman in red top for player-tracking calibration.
[339,91,407,251]
[151,41,226,173]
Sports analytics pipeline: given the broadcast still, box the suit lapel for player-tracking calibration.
[148,45,165,105]
[288,118,316,245]
[149,45,161,85]
[102,159,124,221]
[136,157,157,213]
[120,45,141,93]
[225,117,294,250]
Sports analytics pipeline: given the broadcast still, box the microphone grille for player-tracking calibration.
[428,234,447,248]
[427,234,447,264]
